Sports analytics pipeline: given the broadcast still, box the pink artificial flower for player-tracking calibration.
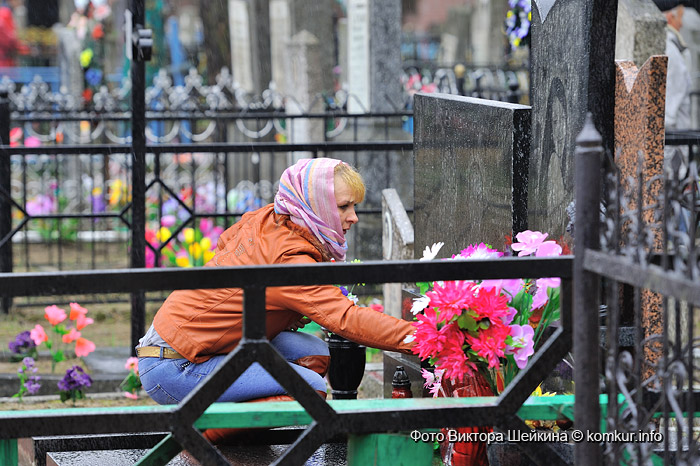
[199,217,213,235]
[125,357,139,373]
[466,325,511,369]
[369,303,384,313]
[506,324,535,369]
[123,391,139,400]
[76,314,94,330]
[74,337,96,357]
[44,305,67,326]
[479,278,526,301]
[30,324,48,345]
[69,302,88,321]
[536,276,560,290]
[470,287,512,325]
[532,286,549,310]
[535,241,562,257]
[502,278,526,298]
[455,243,503,260]
[421,368,444,398]
[510,230,549,256]
[62,328,81,344]
[161,214,177,228]
[427,280,476,323]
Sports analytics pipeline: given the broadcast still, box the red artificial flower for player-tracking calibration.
[427,280,476,323]
[411,308,447,360]
[91,23,104,40]
[470,287,512,325]
[436,343,476,382]
[466,325,511,369]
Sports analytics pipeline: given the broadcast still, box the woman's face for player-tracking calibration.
[334,175,359,235]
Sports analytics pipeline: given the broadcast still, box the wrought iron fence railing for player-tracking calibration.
[0,255,574,466]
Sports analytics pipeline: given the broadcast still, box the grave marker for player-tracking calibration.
[614,56,668,380]
[347,0,401,113]
[413,93,530,255]
[528,0,618,237]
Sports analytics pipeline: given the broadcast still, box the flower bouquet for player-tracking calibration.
[407,231,565,466]
[505,0,532,50]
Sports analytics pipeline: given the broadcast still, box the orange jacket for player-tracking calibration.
[154,204,415,363]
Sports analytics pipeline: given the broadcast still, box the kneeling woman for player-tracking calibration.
[136,158,415,441]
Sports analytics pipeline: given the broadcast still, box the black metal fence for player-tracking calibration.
[576,117,700,464]
[0,254,574,465]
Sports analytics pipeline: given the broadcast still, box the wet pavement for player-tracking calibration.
[47,443,348,466]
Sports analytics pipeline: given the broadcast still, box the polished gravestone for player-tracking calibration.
[528,0,617,237]
[614,56,669,381]
[414,92,530,255]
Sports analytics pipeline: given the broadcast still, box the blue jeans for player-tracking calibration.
[138,331,329,404]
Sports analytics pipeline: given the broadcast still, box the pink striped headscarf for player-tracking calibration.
[274,158,347,261]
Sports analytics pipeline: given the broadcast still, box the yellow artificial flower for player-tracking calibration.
[189,242,202,260]
[79,48,94,68]
[176,256,191,267]
[200,237,212,252]
[183,228,195,244]
[204,250,215,263]
[531,384,556,397]
[157,227,171,242]
[109,180,123,206]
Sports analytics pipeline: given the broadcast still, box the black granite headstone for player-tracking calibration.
[528,0,617,237]
[414,93,530,255]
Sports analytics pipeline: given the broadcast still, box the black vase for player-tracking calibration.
[326,333,366,399]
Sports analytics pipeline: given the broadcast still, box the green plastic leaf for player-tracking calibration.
[417,281,431,296]
[457,314,478,332]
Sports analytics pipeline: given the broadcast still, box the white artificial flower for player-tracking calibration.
[410,295,431,315]
[403,333,416,344]
[420,242,444,261]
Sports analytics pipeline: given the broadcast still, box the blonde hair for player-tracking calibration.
[334,163,365,203]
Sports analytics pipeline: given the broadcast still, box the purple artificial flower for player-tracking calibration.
[24,376,41,395]
[338,286,349,297]
[58,365,93,392]
[9,331,37,354]
[91,191,106,213]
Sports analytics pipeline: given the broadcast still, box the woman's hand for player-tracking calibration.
[287,316,312,331]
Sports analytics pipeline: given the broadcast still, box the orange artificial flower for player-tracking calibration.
[74,337,96,357]
[76,314,94,330]
[69,302,89,320]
